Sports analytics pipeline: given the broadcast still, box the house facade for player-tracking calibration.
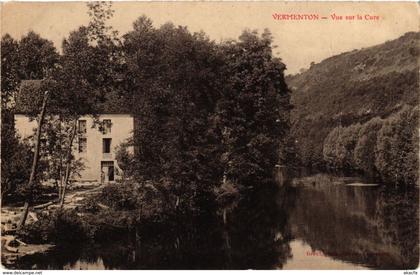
[14,114,134,183]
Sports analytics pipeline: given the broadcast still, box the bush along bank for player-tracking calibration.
[322,105,419,186]
[16,180,221,245]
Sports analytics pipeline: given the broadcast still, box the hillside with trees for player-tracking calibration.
[287,32,419,185]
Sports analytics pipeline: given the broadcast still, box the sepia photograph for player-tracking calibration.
[0,1,419,271]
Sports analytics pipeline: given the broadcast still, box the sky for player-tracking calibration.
[1,1,419,74]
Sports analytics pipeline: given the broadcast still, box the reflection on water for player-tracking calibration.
[288,174,419,269]
[4,174,419,270]
[282,240,367,270]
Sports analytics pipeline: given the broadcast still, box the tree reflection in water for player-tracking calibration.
[219,183,296,269]
[6,174,419,270]
[8,183,295,270]
[288,175,419,269]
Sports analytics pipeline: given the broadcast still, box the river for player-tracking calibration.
[3,173,419,270]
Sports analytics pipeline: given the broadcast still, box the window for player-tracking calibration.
[79,138,87,153]
[102,119,112,134]
[78,120,87,134]
[103,138,112,153]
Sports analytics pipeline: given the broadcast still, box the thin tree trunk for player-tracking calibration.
[18,90,50,230]
[58,134,64,202]
[60,120,77,208]
[58,176,63,202]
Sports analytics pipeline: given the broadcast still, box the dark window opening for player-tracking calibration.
[103,138,112,153]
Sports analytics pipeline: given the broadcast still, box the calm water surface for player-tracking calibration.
[4,173,419,270]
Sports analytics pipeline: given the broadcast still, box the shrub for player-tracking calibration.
[97,182,141,210]
[1,131,34,203]
[94,180,179,224]
[17,209,87,244]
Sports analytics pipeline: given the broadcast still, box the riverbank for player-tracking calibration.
[1,182,106,264]
[4,180,228,248]
[291,173,380,187]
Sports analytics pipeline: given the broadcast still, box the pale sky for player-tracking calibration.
[1,2,419,74]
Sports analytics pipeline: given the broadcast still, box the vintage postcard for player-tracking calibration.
[1,1,419,272]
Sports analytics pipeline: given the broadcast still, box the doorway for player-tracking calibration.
[101,161,115,183]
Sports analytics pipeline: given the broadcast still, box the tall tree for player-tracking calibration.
[50,2,121,206]
[1,34,21,200]
[123,17,226,214]
[217,30,291,188]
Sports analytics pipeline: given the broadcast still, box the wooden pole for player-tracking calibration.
[17,90,50,230]
[60,119,78,208]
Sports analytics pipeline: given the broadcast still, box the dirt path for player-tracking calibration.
[60,183,104,210]
[1,182,104,216]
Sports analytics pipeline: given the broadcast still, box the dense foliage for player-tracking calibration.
[375,106,419,185]
[120,18,226,216]
[217,30,291,187]
[118,18,291,216]
[322,105,419,185]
